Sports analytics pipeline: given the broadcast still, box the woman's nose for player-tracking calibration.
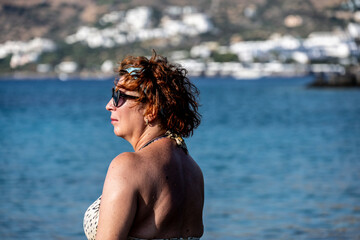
[105,99,114,111]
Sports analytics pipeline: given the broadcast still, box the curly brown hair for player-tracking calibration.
[114,51,201,138]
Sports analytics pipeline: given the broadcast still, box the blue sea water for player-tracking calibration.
[0,76,360,240]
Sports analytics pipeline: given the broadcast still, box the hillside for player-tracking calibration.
[0,0,354,76]
[0,0,346,43]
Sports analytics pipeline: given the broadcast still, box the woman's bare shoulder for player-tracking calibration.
[105,152,144,186]
[110,151,145,169]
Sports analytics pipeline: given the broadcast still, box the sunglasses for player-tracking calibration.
[112,87,138,107]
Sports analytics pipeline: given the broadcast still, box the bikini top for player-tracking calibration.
[83,196,101,240]
[83,133,194,240]
[83,196,199,240]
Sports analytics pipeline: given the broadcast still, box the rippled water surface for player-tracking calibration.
[1,77,359,239]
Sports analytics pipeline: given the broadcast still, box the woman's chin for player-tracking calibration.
[113,127,120,136]
[113,127,125,138]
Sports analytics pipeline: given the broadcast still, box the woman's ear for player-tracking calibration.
[145,114,156,123]
[144,108,158,124]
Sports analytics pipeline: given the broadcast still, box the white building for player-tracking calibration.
[304,32,351,59]
[56,61,78,73]
[65,6,214,49]
[99,11,125,25]
[230,29,359,63]
[125,7,153,31]
[183,13,214,34]
[347,22,360,39]
[0,38,56,68]
[101,60,114,73]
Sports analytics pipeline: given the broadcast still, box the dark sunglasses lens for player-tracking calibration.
[112,88,129,107]
[112,88,119,106]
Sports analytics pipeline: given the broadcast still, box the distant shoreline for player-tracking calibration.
[1,63,351,82]
[0,72,115,81]
[1,66,359,88]
[0,73,312,82]
[0,71,302,80]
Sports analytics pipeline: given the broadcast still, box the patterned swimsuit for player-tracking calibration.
[83,133,198,240]
[83,196,199,240]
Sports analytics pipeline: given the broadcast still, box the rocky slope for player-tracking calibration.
[0,0,346,43]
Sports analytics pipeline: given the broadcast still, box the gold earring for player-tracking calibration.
[145,118,149,125]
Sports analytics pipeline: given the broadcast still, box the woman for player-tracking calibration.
[84,51,204,240]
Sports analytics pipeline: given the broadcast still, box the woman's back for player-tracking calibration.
[129,139,204,238]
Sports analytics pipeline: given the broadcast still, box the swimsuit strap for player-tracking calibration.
[137,131,188,154]
[165,131,188,154]
[138,134,168,151]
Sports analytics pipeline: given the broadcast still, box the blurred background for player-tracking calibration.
[1,0,360,239]
[0,0,359,81]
